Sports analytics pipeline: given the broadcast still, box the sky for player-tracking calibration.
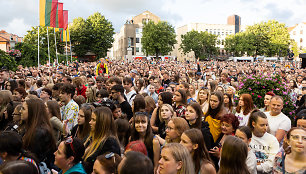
[1,0,306,37]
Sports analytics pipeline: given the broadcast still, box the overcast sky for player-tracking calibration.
[1,0,306,37]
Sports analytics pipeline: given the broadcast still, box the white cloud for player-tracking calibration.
[3,18,31,36]
[0,0,305,36]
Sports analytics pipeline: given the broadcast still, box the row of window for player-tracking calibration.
[293,30,303,35]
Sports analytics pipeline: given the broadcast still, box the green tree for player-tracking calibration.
[70,17,89,58]
[225,20,290,57]
[142,21,177,59]
[70,12,115,59]
[290,39,299,58]
[180,30,218,60]
[0,49,17,71]
[16,26,65,66]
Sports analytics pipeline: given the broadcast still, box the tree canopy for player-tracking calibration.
[141,21,177,59]
[70,12,115,59]
[225,20,290,57]
[180,30,218,59]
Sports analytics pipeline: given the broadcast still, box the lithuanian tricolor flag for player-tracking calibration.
[39,0,58,27]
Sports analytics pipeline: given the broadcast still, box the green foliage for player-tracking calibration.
[0,49,17,71]
[16,26,65,66]
[70,12,115,59]
[225,20,290,57]
[142,21,177,58]
[237,74,295,121]
[180,30,218,59]
[290,39,299,58]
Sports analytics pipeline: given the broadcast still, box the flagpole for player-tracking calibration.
[54,27,59,64]
[38,26,40,67]
[68,27,72,62]
[47,26,50,66]
[65,30,68,65]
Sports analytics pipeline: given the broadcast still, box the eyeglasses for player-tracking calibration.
[201,87,208,89]
[65,136,76,156]
[134,112,149,116]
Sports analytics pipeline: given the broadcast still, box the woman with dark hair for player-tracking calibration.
[223,93,234,113]
[185,102,214,150]
[5,80,18,93]
[289,79,299,102]
[132,95,146,113]
[235,126,257,174]
[204,91,227,142]
[13,88,27,102]
[173,89,187,118]
[64,104,92,143]
[273,127,306,174]
[144,96,156,118]
[115,118,130,153]
[54,137,87,174]
[260,92,275,112]
[207,81,218,94]
[20,98,56,168]
[93,152,122,174]
[0,131,39,171]
[130,112,154,161]
[180,129,216,174]
[219,136,250,174]
[235,93,254,126]
[294,109,306,128]
[83,106,120,173]
[47,100,63,143]
[0,160,39,174]
[150,92,173,133]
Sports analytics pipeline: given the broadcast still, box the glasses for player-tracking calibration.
[65,136,76,156]
[134,112,149,116]
[290,135,306,141]
[201,87,208,89]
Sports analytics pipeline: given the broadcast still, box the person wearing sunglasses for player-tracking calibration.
[92,152,122,174]
[53,137,86,174]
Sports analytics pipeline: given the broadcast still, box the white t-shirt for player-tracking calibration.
[249,132,279,174]
[236,110,250,126]
[246,149,257,174]
[264,111,291,137]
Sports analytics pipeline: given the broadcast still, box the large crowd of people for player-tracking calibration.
[0,58,305,174]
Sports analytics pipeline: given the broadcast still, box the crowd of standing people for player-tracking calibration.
[0,58,305,174]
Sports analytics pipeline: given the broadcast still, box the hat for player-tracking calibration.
[196,72,202,76]
[130,69,138,74]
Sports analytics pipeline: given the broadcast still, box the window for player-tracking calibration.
[300,38,303,43]
[136,28,139,34]
[136,47,140,52]
[293,31,296,35]
[218,32,220,35]
[136,37,140,43]
[300,30,303,34]
[206,29,208,32]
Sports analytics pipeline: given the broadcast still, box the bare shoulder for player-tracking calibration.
[201,162,216,174]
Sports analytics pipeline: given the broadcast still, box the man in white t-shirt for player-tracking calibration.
[264,95,291,144]
[248,110,279,174]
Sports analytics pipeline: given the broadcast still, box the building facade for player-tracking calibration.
[110,11,160,60]
[0,30,23,52]
[172,15,240,61]
[288,22,306,51]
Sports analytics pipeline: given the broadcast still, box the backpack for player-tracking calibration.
[39,162,51,174]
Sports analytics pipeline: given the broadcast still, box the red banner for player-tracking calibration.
[50,0,58,27]
[57,3,64,28]
[63,10,68,30]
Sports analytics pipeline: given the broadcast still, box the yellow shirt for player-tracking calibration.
[205,115,221,142]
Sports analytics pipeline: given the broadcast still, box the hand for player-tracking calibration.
[51,169,58,174]
[63,120,70,135]
[209,146,220,158]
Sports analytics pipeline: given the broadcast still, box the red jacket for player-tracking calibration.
[77,85,87,99]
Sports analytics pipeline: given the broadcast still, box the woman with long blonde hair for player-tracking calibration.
[85,86,97,103]
[83,106,120,173]
[158,143,195,174]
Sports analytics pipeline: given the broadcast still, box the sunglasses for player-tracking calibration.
[65,136,76,156]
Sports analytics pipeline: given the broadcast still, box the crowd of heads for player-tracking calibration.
[0,58,305,174]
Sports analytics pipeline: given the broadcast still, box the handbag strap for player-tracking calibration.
[281,152,286,174]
